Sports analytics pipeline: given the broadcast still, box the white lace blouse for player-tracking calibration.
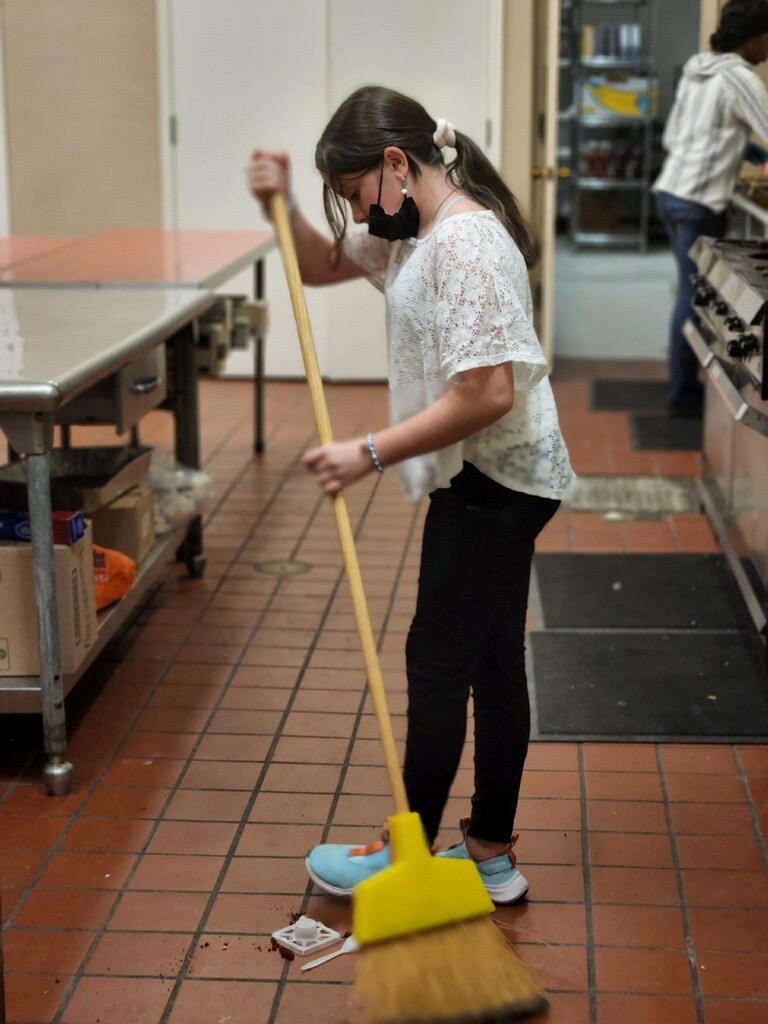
[343,210,574,502]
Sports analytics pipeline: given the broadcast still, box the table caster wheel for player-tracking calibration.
[43,757,73,796]
[187,553,206,578]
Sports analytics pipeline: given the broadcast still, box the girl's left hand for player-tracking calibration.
[304,437,372,495]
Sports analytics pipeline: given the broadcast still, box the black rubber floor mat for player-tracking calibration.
[629,412,702,450]
[590,379,668,411]
[533,554,752,631]
[529,630,768,741]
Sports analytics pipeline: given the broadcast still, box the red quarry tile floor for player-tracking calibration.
[0,358,766,1023]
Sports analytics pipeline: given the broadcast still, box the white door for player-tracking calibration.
[323,0,502,379]
[163,0,330,378]
[163,0,502,380]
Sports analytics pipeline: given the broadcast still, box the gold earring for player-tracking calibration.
[400,176,408,195]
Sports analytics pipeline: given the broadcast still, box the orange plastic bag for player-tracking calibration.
[92,543,136,610]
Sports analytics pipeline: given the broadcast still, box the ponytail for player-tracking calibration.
[446,131,539,268]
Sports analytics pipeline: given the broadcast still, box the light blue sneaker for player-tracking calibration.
[436,817,529,905]
[305,837,391,897]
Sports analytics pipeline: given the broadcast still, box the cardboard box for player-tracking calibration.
[90,483,156,566]
[0,523,97,676]
[0,509,85,545]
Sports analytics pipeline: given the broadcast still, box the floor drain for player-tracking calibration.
[564,476,701,515]
[253,559,312,577]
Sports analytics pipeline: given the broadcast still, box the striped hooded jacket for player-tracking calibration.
[653,51,768,212]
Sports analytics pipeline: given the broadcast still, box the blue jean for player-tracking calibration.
[654,190,728,411]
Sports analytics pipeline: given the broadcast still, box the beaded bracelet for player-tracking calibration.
[367,432,384,473]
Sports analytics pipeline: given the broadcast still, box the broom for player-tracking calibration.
[270,192,547,1023]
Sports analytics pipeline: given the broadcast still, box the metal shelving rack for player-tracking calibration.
[565,0,658,250]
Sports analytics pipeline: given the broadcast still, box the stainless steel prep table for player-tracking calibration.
[0,229,275,451]
[0,285,215,794]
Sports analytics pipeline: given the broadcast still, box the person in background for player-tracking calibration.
[248,86,574,905]
[653,0,768,419]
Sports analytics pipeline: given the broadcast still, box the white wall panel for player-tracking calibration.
[167,0,330,378]
[324,0,501,380]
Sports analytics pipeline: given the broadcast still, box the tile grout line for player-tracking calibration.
[577,744,598,1024]
[733,745,768,872]
[655,744,706,1024]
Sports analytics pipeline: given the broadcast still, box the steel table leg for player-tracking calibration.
[0,887,6,1022]
[170,323,205,578]
[254,258,266,453]
[23,452,73,796]
[254,330,265,453]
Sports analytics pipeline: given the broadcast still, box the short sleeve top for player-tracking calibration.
[343,210,574,502]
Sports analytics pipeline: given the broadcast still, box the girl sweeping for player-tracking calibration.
[248,86,574,905]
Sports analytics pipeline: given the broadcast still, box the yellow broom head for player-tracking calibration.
[352,812,547,1023]
[352,812,493,945]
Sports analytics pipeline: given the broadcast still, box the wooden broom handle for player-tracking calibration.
[270,193,409,816]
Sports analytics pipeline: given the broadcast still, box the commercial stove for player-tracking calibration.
[684,237,768,633]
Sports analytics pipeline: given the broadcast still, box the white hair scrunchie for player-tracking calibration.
[433,118,456,150]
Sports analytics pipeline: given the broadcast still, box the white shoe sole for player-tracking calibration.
[305,857,354,898]
[483,871,529,905]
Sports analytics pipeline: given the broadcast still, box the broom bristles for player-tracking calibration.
[354,916,547,1024]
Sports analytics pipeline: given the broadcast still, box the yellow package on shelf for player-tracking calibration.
[581,76,658,119]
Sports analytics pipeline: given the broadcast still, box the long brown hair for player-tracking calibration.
[315,85,538,267]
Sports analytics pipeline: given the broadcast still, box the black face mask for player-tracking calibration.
[368,162,420,240]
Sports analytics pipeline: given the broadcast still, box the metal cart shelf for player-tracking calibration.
[0,286,215,795]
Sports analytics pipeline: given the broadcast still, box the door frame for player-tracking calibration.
[503,0,559,366]
[155,0,176,229]
[0,6,18,232]
[698,0,721,50]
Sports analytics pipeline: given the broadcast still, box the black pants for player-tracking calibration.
[402,463,559,845]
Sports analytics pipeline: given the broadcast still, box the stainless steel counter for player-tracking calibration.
[0,228,276,451]
[0,285,215,794]
[732,186,768,237]
[684,236,768,634]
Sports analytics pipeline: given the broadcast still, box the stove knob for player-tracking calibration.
[726,316,744,332]
[727,338,745,358]
[714,300,728,315]
[693,287,715,307]
[739,332,759,355]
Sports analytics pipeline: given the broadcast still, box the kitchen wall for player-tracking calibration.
[1,0,162,235]
[0,0,510,381]
[657,0,702,118]
[0,0,735,367]
[0,0,511,240]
